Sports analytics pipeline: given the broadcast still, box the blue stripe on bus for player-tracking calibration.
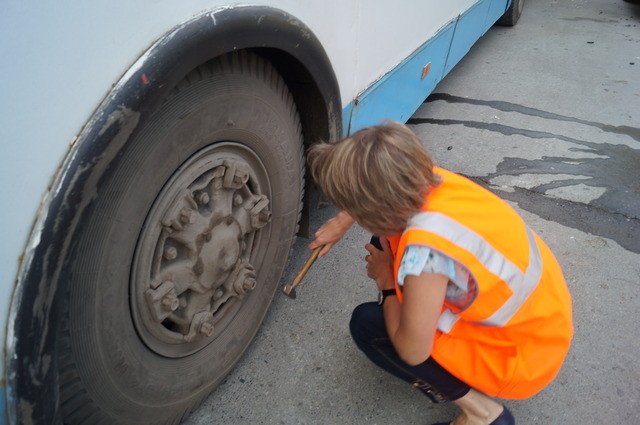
[346,19,456,133]
[444,0,493,75]
[343,0,510,136]
[0,387,6,425]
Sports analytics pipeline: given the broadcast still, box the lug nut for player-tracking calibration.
[164,246,177,260]
[199,322,214,337]
[161,294,179,312]
[259,209,271,221]
[243,278,256,291]
[213,289,224,300]
[197,192,210,205]
[180,208,195,224]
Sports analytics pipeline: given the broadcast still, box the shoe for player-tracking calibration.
[491,406,515,425]
[431,406,515,425]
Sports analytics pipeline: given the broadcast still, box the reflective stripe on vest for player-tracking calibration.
[407,212,543,331]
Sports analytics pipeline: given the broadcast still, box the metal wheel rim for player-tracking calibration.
[130,141,272,358]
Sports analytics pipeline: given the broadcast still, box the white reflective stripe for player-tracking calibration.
[408,212,524,286]
[407,212,543,328]
[437,308,459,333]
[480,228,542,326]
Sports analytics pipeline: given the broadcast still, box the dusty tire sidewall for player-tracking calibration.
[62,70,302,420]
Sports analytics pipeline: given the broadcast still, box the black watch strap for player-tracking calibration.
[378,289,397,306]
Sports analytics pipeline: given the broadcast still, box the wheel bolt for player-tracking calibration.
[180,208,195,224]
[199,322,214,337]
[243,278,256,291]
[213,289,224,300]
[197,192,210,205]
[233,194,243,206]
[164,246,177,260]
[161,294,179,312]
[259,209,271,222]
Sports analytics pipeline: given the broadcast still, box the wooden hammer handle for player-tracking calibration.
[291,246,323,287]
[282,245,323,297]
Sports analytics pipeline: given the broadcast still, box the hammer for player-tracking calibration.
[282,246,323,299]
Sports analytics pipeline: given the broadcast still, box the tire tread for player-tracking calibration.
[57,50,305,425]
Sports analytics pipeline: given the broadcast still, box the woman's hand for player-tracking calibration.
[365,237,395,290]
[309,211,355,257]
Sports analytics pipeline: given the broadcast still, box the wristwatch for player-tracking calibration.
[378,289,396,306]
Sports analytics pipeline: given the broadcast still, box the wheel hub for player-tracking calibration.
[131,145,271,357]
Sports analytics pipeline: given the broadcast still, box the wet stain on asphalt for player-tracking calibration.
[471,177,640,254]
[408,94,640,253]
[424,93,640,142]
[406,117,640,220]
[560,17,620,24]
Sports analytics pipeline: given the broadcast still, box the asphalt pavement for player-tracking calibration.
[186,1,640,423]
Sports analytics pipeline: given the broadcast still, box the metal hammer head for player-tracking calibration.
[282,284,297,299]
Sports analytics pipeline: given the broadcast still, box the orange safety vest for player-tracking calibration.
[386,167,573,399]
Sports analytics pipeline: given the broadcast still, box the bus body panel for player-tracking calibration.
[347,0,510,133]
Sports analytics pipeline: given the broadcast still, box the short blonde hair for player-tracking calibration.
[308,122,439,235]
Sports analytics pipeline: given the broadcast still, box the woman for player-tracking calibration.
[307,123,573,425]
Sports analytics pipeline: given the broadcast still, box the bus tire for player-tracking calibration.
[496,0,524,26]
[57,51,304,424]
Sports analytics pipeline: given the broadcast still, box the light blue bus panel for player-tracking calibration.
[346,0,512,135]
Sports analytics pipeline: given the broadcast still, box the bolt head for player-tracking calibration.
[200,322,214,337]
[213,289,224,300]
[243,278,256,291]
[259,209,271,222]
[163,246,177,260]
[197,192,210,205]
[180,208,195,224]
[233,194,243,206]
[161,295,179,311]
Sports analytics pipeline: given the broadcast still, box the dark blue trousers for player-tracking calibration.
[349,302,471,402]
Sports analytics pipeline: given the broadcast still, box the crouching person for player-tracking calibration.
[307,123,573,425]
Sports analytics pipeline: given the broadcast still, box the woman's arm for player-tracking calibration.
[365,237,448,366]
[382,273,448,366]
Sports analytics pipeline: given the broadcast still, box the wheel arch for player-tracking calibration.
[6,6,341,424]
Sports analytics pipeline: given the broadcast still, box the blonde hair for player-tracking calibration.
[308,122,439,235]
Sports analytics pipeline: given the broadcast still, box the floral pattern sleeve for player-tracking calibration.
[397,245,477,310]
